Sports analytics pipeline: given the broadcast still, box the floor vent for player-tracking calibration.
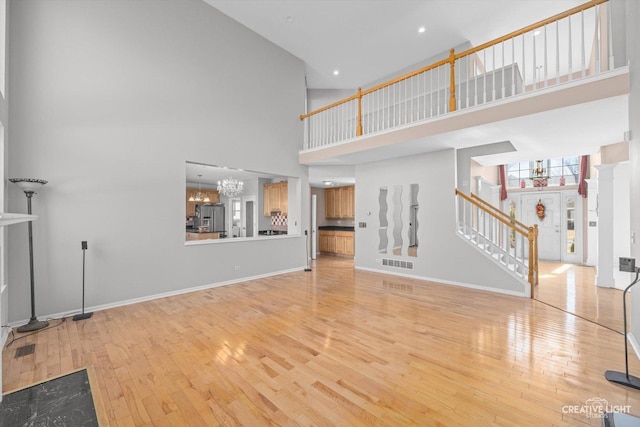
[381,258,414,270]
[15,344,35,358]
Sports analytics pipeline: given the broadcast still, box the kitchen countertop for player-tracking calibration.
[318,226,355,231]
[258,230,288,235]
[186,228,226,235]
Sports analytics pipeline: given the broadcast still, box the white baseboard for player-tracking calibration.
[8,266,305,327]
[354,266,527,297]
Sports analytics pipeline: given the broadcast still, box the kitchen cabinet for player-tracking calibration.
[335,231,355,256]
[186,188,220,217]
[319,232,330,252]
[263,181,288,216]
[318,230,354,256]
[325,185,355,219]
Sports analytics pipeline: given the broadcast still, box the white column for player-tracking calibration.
[595,164,615,287]
[584,179,598,266]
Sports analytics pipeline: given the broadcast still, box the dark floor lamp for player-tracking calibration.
[605,257,640,390]
[9,178,49,333]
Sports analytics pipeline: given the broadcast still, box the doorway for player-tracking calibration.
[244,196,256,238]
[510,191,581,263]
[522,193,561,260]
[230,196,257,238]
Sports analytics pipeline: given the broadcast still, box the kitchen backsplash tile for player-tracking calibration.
[272,212,287,230]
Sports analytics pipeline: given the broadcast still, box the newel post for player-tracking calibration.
[356,87,363,136]
[448,48,456,112]
[528,226,535,297]
[533,224,539,284]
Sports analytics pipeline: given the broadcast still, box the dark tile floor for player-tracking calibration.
[0,369,98,427]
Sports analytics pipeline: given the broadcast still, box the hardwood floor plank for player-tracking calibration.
[4,255,640,425]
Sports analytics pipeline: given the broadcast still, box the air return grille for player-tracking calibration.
[381,259,414,270]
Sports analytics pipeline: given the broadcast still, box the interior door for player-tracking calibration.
[522,192,561,260]
[244,198,255,238]
[230,198,241,237]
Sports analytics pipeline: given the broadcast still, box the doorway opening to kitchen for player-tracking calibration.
[230,196,257,238]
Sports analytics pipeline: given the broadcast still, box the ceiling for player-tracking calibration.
[186,162,285,186]
[203,0,627,187]
[205,0,585,89]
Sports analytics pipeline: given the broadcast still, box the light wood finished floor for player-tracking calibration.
[535,261,625,332]
[4,256,640,426]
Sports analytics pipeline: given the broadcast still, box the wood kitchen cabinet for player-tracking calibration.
[335,231,355,256]
[263,181,288,216]
[319,232,330,252]
[318,230,354,257]
[325,185,355,219]
[186,188,220,217]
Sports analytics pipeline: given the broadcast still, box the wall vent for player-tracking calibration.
[381,258,414,270]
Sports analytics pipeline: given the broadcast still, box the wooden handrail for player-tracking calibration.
[360,57,452,96]
[455,189,528,237]
[299,0,607,137]
[299,93,360,121]
[470,193,529,232]
[455,0,607,60]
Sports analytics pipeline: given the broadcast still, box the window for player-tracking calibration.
[506,156,580,188]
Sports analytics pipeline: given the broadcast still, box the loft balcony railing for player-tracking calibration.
[300,0,614,151]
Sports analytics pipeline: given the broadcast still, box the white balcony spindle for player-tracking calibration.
[533,29,537,89]
[595,4,600,73]
[520,34,526,93]
[501,41,505,99]
[581,11,585,77]
[543,25,548,88]
[556,20,560,85]
[511,38,516,96]
[491,45,498,101]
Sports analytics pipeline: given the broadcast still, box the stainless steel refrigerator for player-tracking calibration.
[195,203,225,233]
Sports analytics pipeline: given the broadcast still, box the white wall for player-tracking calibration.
[625,0,640,346]
[6,0,307,322]
[355,149,526,296]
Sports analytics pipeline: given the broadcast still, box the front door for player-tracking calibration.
[522,193,561,260]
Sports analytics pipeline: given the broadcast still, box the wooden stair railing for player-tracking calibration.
[470,192,539,287]
[455,189,538,297]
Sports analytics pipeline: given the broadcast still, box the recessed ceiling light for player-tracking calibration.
[333,70,339,76]
[418,26,426,34]
[285,16,295,23]
[323,180,332,186]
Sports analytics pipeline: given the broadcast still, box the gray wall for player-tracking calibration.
[355,149,526,295]
[7,0,307,322]
[0,0,8,333]
[456,141,515,196]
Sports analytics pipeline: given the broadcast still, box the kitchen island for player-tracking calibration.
[185,228,222,241]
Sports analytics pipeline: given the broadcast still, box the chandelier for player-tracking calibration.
[530,160,549,188]
[217,177,244,197]
[188,174,210,202]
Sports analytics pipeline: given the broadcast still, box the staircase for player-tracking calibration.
[455,189,538,297]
